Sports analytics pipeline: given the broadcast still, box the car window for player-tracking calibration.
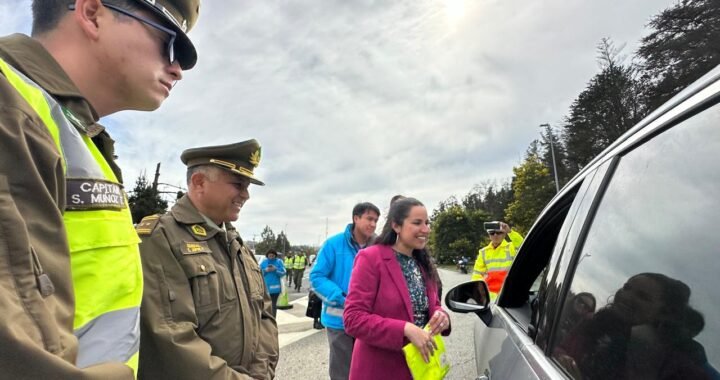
[550,102,720,379]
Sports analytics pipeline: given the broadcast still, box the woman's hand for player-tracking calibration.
[404,322,437,363]
[427,310,450,336]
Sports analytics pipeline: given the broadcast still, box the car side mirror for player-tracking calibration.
[445,280,492,324]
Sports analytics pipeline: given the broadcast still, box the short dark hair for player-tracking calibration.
[351,202,380,221]
[32,0,139,36]
[266,249,277,257]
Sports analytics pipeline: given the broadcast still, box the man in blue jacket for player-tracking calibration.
[310,202,380,380]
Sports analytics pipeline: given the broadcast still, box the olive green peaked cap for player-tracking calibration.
[181,139,265,186]
[133,0,201,69]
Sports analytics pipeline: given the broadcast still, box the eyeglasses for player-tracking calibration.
[68,2,177,65]
[488,231,503,236]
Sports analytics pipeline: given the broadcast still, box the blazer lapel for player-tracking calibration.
[380,246,414,322]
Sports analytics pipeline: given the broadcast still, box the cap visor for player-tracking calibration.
[138,3,197,70]
[174,32,197,70]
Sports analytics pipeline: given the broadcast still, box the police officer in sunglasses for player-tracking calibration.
[0,0,200,378]
[471,221,525,300]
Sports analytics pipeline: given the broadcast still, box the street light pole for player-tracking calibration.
[539,123,560,193]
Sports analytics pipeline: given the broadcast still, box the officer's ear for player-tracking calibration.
[189,171,207,190]
[71,0,104,41]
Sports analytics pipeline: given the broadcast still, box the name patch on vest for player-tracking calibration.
[66,179,126,210]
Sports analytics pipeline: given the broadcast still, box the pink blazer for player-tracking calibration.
[343,244,451,380]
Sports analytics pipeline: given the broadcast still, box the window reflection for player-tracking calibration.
[550,103,720,379]
[554,273,714,379]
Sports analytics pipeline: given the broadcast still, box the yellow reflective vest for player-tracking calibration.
[472,230,524,298]
[293,255,307,270]
[284,256,293,269]
[0,58,142,371]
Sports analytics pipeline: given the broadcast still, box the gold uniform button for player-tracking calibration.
[200,264,206,271]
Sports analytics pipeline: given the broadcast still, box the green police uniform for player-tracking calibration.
[138,140,279,379]
[0,0,200,375]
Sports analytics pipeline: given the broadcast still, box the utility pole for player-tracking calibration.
[152,162,161,191]
[539,123,560,193]
[283,223,288,255]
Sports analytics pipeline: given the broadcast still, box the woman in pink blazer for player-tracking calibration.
[344,197,451,380]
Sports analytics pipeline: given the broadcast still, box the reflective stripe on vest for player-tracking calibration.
[481,244,514,269]
[0,59,142,369]
[326,306,344,317]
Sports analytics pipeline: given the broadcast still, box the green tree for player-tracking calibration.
[462,182,513,222]
[255,225,276,255]
[275,231,291,255]
[563,39,647,174]
[128,173,168,224]
[505,147,556,234]
[429,203,488,264]
[638,0,720,110]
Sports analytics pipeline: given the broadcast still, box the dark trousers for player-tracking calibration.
[327,328,354,380]
[286,268,294,285]
[293,268,304,291]
[270,293,279,317]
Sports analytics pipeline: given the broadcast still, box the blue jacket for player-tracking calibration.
[310,224,362,330]
[260,257,286,295]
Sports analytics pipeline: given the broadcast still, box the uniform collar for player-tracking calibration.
[490,238,510,250]
[0,34,104,136]
[170,195,221,240]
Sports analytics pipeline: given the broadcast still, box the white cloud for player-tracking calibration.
[1,0,672,245]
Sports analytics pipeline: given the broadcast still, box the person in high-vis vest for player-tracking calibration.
[293,253,308,292]
[285,252,295,286]
[0,0,201,377]
[471,221,524,300]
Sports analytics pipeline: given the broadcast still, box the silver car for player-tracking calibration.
[446,65,720,379]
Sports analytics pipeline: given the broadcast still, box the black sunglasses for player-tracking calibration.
[68,2,177,65]
[488,230,503,236]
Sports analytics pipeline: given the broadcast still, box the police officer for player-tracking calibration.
[471,221,524,299]
[0,0,200,377]
[293,252,308,292]
[285,252,295,286]
[137,139,279,379]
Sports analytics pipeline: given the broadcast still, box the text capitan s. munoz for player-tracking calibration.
[66,179,126,210]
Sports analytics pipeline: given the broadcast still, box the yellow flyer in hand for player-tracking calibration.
[402,325,450,380]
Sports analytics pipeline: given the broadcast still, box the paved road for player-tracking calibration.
[274,268,479,379]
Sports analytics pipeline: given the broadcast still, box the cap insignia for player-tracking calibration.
[191,224,207,237]
[249,148,261,167]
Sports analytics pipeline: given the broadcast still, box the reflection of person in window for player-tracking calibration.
[557,292,596,339]
[556,273,712,379]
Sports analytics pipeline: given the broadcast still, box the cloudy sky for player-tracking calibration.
[1,0,672,246]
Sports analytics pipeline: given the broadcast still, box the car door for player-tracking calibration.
[472,159,614,380]
[484,75,720,380]
[545,97,720,380]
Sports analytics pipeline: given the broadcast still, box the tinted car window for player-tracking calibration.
[550,103,720,379]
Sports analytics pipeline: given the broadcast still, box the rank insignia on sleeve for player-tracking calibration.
[191,224,207,237]
[136,214,160,236]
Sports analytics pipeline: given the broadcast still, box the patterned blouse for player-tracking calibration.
[395,251,429,327]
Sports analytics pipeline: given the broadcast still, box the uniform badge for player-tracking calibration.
[191,224,207,237]
[249,148,262,167]
[136,214,160,236]
[181,241,212,255]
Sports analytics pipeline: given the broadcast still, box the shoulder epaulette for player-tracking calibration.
[136,214,161,236]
